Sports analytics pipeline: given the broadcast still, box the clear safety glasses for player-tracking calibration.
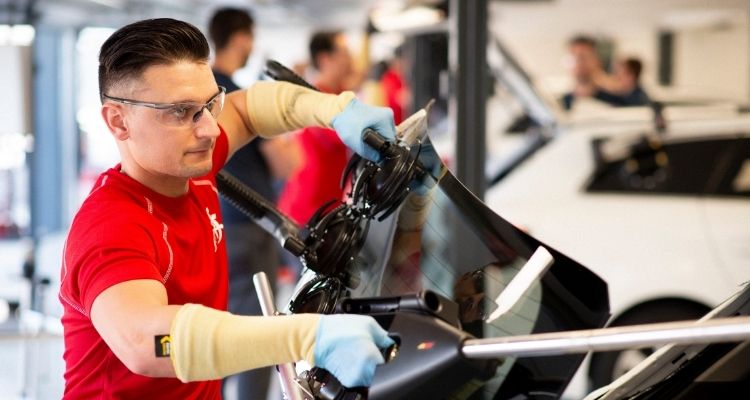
[102,86,226,128]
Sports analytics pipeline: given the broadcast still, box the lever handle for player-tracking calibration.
[265,60,319,91]
[362,128,389,152]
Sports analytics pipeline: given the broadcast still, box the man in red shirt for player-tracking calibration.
[380,46,410,126]
[278,30,357,225]
[59,18,395,399]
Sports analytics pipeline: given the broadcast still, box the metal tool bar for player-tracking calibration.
[463,316,750,359]
[253,272,305,400]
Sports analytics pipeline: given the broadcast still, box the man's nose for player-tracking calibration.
[194,108,220,139]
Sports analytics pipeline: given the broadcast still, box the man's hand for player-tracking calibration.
[314,314,394,387]
[332,99,396,162]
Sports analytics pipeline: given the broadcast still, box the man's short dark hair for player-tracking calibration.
[98,18,209,99]
[309,30,341,70]
[569,35,597,49]
[209,8,255,51]
[623,58,643,80]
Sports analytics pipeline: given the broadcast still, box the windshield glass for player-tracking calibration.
[292,132,610,399]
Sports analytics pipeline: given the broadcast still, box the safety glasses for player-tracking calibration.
[102,86,226,128]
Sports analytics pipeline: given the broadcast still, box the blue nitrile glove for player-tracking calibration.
[331,99,397,163]
[314,314,395,387]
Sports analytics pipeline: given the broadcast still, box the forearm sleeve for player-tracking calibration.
[246,81,356,137]
[170,303,320,382]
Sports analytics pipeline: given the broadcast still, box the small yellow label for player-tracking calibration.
[155,335,172,357]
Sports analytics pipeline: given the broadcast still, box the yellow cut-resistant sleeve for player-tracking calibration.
[246,81,356,137]
[170,303,321,382]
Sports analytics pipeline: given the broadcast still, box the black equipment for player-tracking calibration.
[216,60,611,400]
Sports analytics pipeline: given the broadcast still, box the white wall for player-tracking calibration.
[0,46,32,135]
[233,25,314,87]
[673,24,750,101]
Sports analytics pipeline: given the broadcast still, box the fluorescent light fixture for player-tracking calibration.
[371,5,445,32]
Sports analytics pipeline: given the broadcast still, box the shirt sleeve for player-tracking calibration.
[62,204,165,315]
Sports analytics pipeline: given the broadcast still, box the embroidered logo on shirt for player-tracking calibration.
[206,207,224,252]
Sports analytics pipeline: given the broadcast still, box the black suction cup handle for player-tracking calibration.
[283,236,306,256]
[264,60,319,91]
[301,367,367,400]
[363,128,389,153]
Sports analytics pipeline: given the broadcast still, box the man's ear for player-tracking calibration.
[101,103,130,141]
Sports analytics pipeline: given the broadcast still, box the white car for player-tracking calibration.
[487,120,750,389]
[480,37,750,393]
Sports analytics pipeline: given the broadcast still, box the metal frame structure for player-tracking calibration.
[450,0,488,199]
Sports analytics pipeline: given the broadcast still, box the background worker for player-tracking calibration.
[562,35,651,109]
[562,35,620,110]
[599,57,651,106]
[277,30,359,226]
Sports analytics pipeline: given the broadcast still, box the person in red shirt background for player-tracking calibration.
[278,30,359,226]
[378,45,411,125]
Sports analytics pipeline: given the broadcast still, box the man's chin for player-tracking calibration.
[181,162,213,178]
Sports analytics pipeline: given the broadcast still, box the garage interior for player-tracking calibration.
[1,0,749,399]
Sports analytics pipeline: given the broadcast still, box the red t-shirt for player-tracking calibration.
[59,128,230,399]
[381,68,406,125]
[277,127,349,225]
[277,84,349,226]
